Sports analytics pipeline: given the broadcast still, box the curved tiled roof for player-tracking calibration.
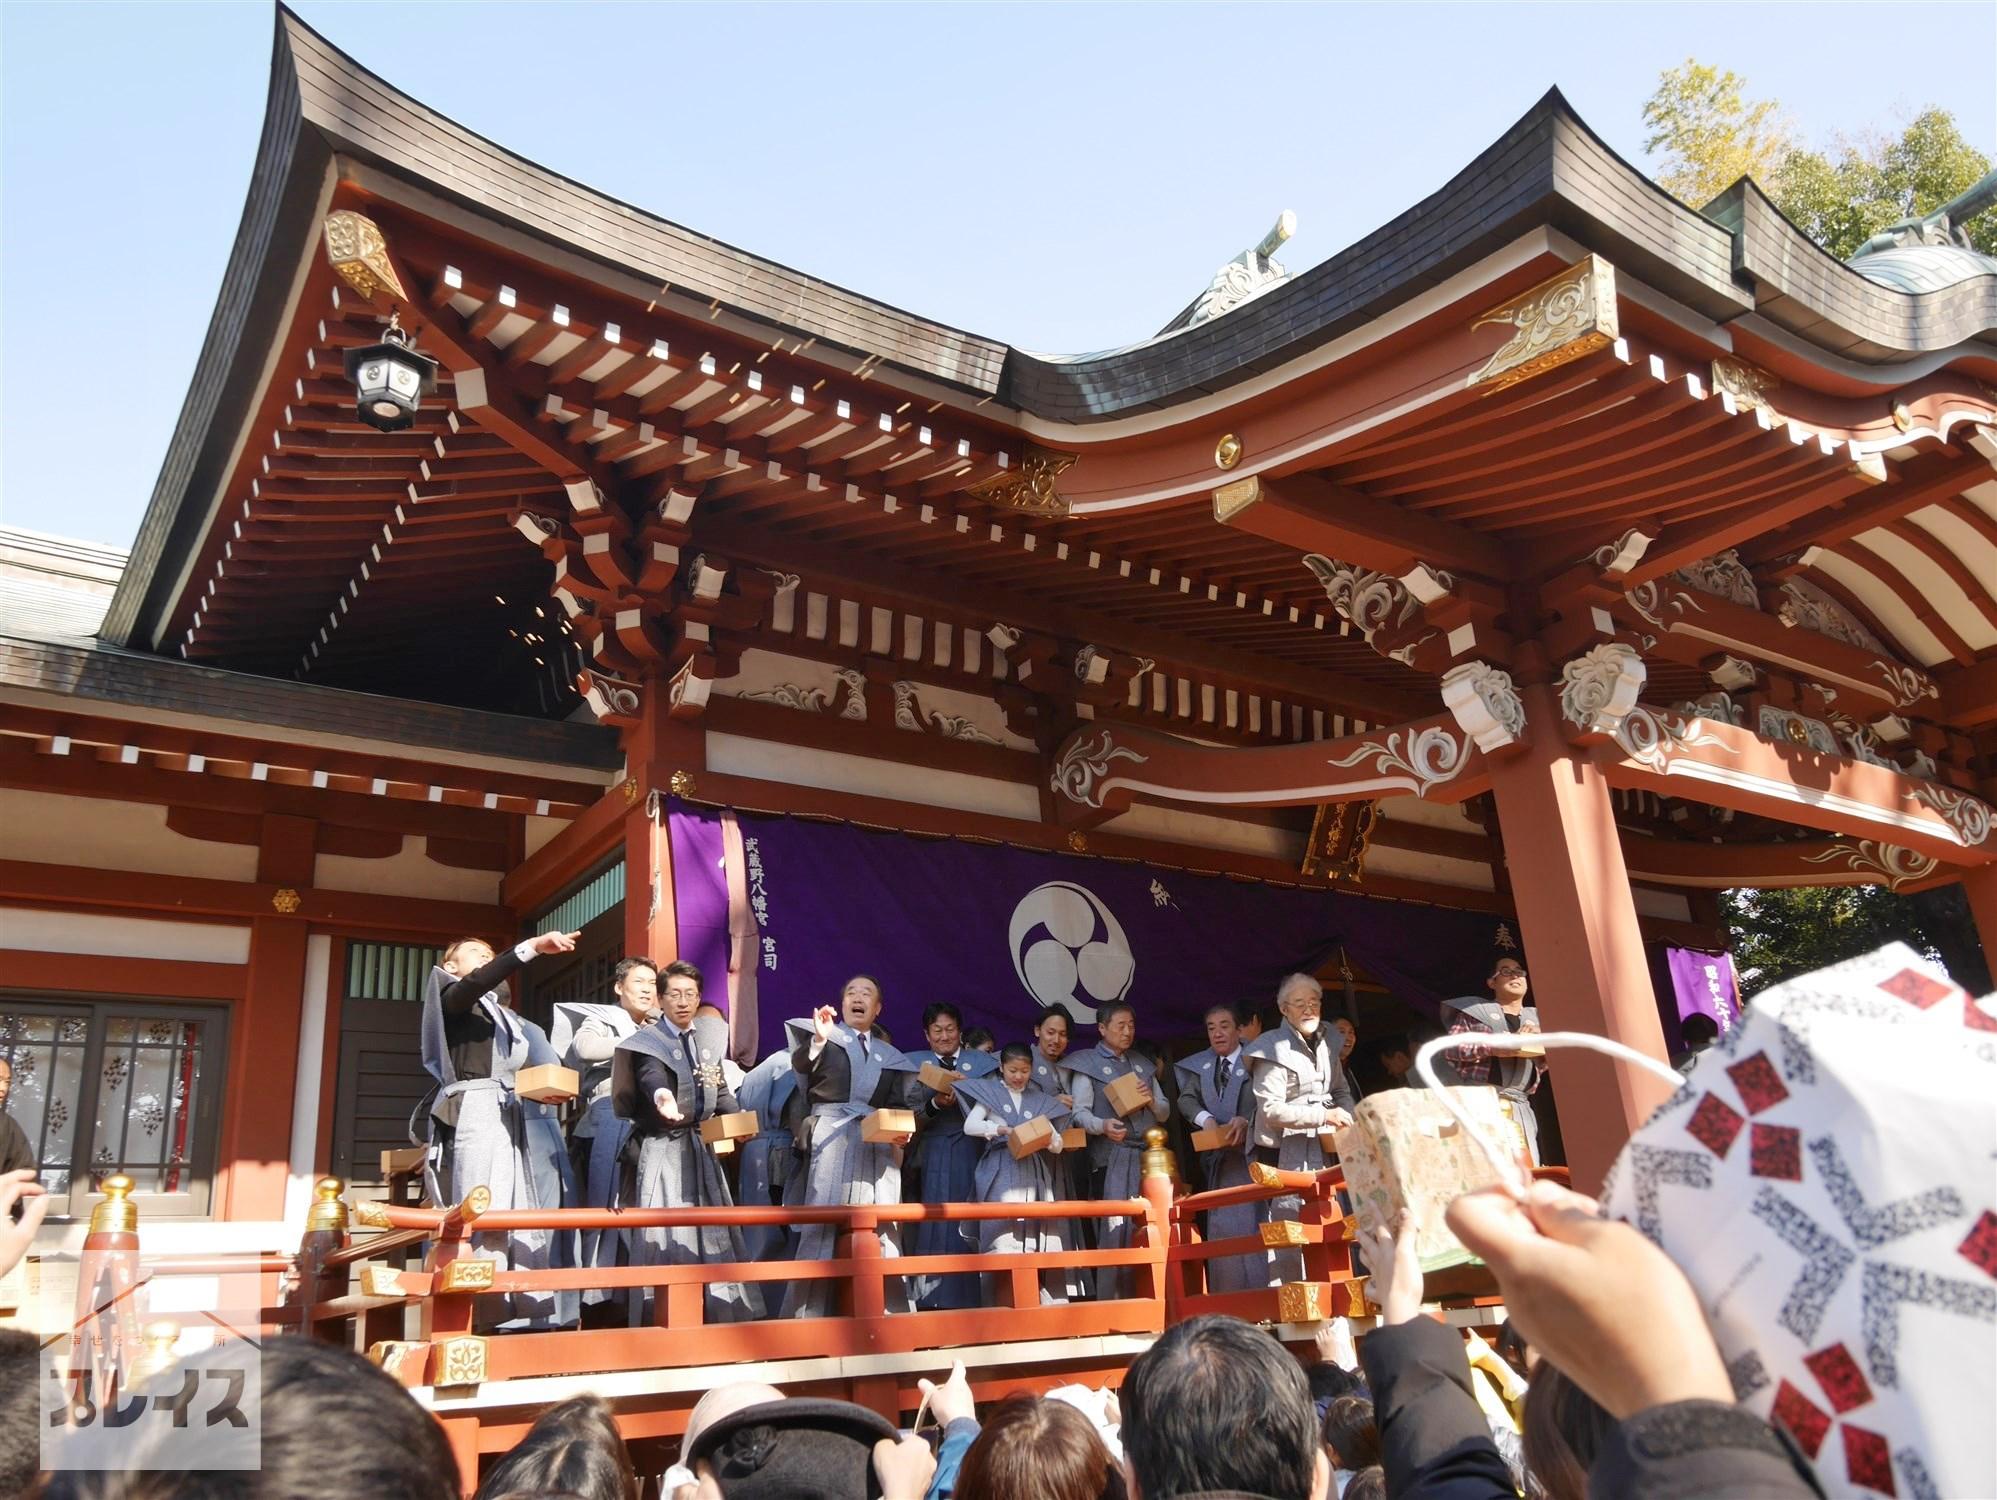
[103,6,1997,650]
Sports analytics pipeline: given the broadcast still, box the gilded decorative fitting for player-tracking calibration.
[1213,433,1243,470]
[1140,1126,1176,1181]
[1470,255,1619,392]
[1249,1160,1284,1189]
[459,1185,492,1221]
[322,210,409,303]
[621,777,640,805]
[1277,1281,1330,1323]
[359,1265,405,1298]
[433,1334,489,1388]
[89,1174,138,1234]
[367,1341,427,1379]
[1344,1275,1375,1318]
[305,1177,349,1235]
[1212,474,1262,525]
[1261,1220,1311,1248]
[271,887,303,914]
[1710,357,1779,417]
[437,1257,497,1294]
[967,447,1078,518]
[352,1200,393,1230]
[669,769,696,797]
[1892,402,1914,432]
[1066,830,1089,853]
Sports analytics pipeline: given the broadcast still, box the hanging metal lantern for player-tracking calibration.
[343,314,438,432]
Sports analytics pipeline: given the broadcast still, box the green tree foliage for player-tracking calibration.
[1641,62,1995,257]
[1642,61,1795,211]
[1724,884,1990,999]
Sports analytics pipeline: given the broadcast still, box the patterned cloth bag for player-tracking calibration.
[1597,944,1995,1500]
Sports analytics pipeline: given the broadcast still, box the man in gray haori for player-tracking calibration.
[734,1042,802,1261]
[611,959,763,1323]
[779,976,920,1318]
[1242,972,1356,1284]
[1174,1001,1268,1293]
[417,927,580,1330]
[1429,955,1545,1162]
[1062,1000,1170,1300]
[555,956,659,1307]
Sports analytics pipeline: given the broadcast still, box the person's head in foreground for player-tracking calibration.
[39,1337,459,1500]
[1120,1314,1329,1500]
[1318,1395,1379,1475]
[1520,1363,1615,1500]
[954,1392,1125,1500]
[686,1396,898,1499]
[475,1393,636,1500]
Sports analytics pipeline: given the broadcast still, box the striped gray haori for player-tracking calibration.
[734,1047,801,1261]
[778,1018,919,1319]
[1174,1047,1270,1294]
[612,1010,763,1323]
[1244,1021,1356,1283]
[418,966,576,1331]
[904,1044,1000,1311]
[552,1000,640,1305]
[1061,1043,1170,1300]
[953,1074,1081,1305]
[1030,1050,1089,1295]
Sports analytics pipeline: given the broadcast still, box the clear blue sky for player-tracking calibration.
[2,2,1991,548]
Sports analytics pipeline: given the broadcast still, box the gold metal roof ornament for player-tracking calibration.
[323,210,409,303]
[1470,255,1619,392]
[968,448,1078,518]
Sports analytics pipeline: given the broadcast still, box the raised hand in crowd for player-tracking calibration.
[1445,1180,1733,1419]
[813,1003,840,1042]
[528,928,582,956]
[872,1433,938,1500]
[0,1169,48,1280]
[1360,1212,1425,1327]
[919,1359,976,1427]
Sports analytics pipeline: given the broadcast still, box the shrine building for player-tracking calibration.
[5,3,1996,1275]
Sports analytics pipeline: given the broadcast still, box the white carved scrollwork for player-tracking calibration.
[1777,579,1887,655]
[1074,646,1110,684]
[1612,705,1736,774]
[890,680,1003,743]
[1440,662,1526,753]
[1910,782,1994,847]
[667,658,712,714]
[1672,692,1744,727]
[1323,725,1470,799]
[1800,840,1938,889]
[1559,643,1648,736]
[1673,550,1761,609]
[1872,659,1940,710]
[1302,555,1419,640]
[740,667,867,719]
[1051,730,1150,808]
[1590,529,1654,576]
[1624,579,1706,632]
[578,669,642,720]
[1755,706,1840,755]
[511,512,561,544]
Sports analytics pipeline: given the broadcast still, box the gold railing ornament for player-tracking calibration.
[359,1265,406,1298]
[436,1258,496,1294]
[1470,255,1619,392]
[305,1177,348,1235]
[1261,1220,1311,1249]
[90,1174,138,1235]
[458,1185,492,1222]
[367,1341,428,1380]
[352,1199,393,1230]
[1277,1281,1332,1322]
[433,1334,489,1389]
[1140,1127,1177,1183]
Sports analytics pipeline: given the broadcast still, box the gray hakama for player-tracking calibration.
[779,1022,917,1320]
[1062,1045,1169,1300]
[1433,995,1544,1163]
[612,1013,763,1324]
[1173,1049,1268,1294]
[1243,1024,1355,1284]
[552,1001,639,1305]
[954,1076,1079,1305]
[418,968,577,1331]
[904,1046,999,1311]
[735,1048,801,1261]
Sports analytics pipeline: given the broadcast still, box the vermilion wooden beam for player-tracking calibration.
[1937,655,1997,729]
[1212,471,1508,578]
[1739,451,1990,562]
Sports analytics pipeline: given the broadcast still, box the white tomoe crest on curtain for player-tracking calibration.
[1597,944,1996,1500]
[1007,881,1136,1024]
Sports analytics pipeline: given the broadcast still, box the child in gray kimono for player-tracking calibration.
[955,1045,1079,1306]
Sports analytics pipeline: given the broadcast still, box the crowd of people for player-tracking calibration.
[0,1179,1832,1497]
[422,930,1550,1328]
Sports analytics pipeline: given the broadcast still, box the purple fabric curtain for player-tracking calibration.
[1663,946,1743,1052]
[668,799,1511,1054]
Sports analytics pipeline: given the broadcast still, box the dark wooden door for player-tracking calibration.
[330,941,439,1187]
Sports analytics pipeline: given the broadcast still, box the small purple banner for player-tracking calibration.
[1664,946,1742,1050]
[669,799,1511,1055]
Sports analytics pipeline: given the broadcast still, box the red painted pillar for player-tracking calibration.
[217,815,315,1221]
[1483,684,1673,1193]
[1963,865,1997,978]
[620,677,703,965]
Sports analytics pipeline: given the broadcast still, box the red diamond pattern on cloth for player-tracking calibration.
[1771,1379,1833,1458]
[1957,1210,1997,1278]
[1804,1343,1873,1413]
[1877,967,1951,1010]
[1840,1424,1896,1496]
[1965,995,1997,1033]
[1750,1123,1803,1181]
[1727,1051,1790,1114]
[1686,1092,1746,1158]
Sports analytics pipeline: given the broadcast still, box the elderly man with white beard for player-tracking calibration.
[1242,972,1357,1283]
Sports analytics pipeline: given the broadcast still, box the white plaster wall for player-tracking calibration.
[1363,845,1498,892]
[314,836,500,904]
[705,732,1041,821]
[1099,804,1302,861]
[0,789,258,882]
[523,815,564,859]
[0,906,250,962]
[1376,796,1485,833]
[1631,886,1694,922]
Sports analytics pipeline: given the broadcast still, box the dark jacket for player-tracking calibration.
[1358,1317,1820,1500]
[0,1111,32,1176]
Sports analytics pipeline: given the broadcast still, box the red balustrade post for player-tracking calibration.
[1140,1130,1176,1324]
[848,1209,886,1322]
[285,1177,349,1342]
